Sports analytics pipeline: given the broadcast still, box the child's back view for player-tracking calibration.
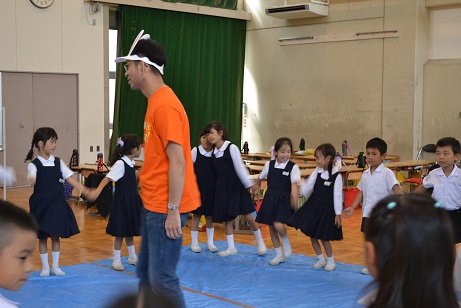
[343,137,403,274]
[0,200,38,307]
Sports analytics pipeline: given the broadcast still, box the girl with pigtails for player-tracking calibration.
[88,134,144,271]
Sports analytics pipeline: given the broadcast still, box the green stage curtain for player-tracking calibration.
[111,5,246,157]
[161,0,237,10]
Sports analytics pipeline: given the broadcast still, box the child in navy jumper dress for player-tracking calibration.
[25,127,88,277]
[189,127,218,253]
[254,137,300,266]
[205,121,267,257]
[288,143,343,271]
[88,134,143,271]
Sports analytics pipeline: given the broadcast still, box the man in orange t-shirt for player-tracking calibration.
[115,30,200,308]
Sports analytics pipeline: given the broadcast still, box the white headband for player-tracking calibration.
[114,30,164,75]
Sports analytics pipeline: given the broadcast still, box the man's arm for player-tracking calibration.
[165,141,185,239]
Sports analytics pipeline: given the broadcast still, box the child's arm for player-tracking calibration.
[65,175,91,199]
[252,161,270,194]
[333,172,343,227]
[343,190,363,218]
[392,183,404,194]
[291,164,301,210]
[87,176,111,202]
[291,182,299,210]
[414,184,427,193]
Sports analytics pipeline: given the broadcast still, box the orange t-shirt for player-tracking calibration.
[140,86,200,214]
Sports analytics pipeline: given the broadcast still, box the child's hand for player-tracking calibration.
[343,207,353,218]
[250,183,260,195]
[335,215,342,228]
[85,188,98,202]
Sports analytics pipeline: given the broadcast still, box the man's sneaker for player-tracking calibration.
[257,244,267,256]
[190,244,202,253]
[217,248,238,257]
[313,260,326,269]
[269,255,285,266]
[324,261,336,271]
[360,267,370,275]
[127,257,139,266]
[112,261,125,271]
[207,244,218,253]
[50,267,66,276]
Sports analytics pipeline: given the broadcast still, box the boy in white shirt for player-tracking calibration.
[343,137,403,274]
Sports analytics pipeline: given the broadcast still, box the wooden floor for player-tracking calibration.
[4,187,366,271]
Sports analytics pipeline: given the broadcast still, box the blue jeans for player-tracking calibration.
[137,210,189,308]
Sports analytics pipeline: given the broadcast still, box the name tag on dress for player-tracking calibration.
[324,181,331,186]
[282,171,289,176]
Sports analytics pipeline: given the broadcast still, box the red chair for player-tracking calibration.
[401,144,436,192]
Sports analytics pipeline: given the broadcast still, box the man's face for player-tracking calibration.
[0,228,36,291]
[124,60,142,91]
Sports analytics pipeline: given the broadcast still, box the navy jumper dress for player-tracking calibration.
[29,157,79,239]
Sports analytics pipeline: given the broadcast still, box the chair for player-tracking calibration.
[401,143,436,192]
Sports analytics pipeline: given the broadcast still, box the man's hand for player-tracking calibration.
[165,210,182,239]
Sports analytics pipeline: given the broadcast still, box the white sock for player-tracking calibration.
[252,228,265,247]
[127,245,136,259]
[52,251,60,269]
[281,236,291,251]
[317,254,325,261]
[274,247,283,257]
[206,228,215,245]
[226,234,235,250]
[40,253,49,269]
[191,230,199,246]
[326,255,335,263]
[114,249,121,262]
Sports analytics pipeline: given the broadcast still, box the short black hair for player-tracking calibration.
[366,137,387,155]
[436,137,460,154]
[0,200,38,254]
[131,39,167,76]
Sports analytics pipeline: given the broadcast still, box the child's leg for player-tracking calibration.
[311,237,326,269]
[273,222,292,258]
[244,213,267,255]
[217,221,237,257]
[320,240,336,271]
[269,225,281,248]
[112,237,125,271]
[269,225,285,265]
[190,214,202,253]
[205,216,217,252]
[39,238,50,276]
[50,236,65,275]
[125,237,138,265]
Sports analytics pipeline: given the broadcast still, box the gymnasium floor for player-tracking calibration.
[2,187,369,307]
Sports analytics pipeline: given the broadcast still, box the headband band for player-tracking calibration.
[114,30,164,75]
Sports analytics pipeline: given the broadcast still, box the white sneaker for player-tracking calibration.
[40,268,50,277]
[217,248,238,257]
[207,244,218,253]
[360,267,370,275]
[269,255,285,266]
[127,257,138,266]
[324,261,336,271]
[257,244,267,256]
[112,260,125,271]
[190,244,202,253]
[283,247,292,259]
[313,260,326,269]
[50,267,66,276]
